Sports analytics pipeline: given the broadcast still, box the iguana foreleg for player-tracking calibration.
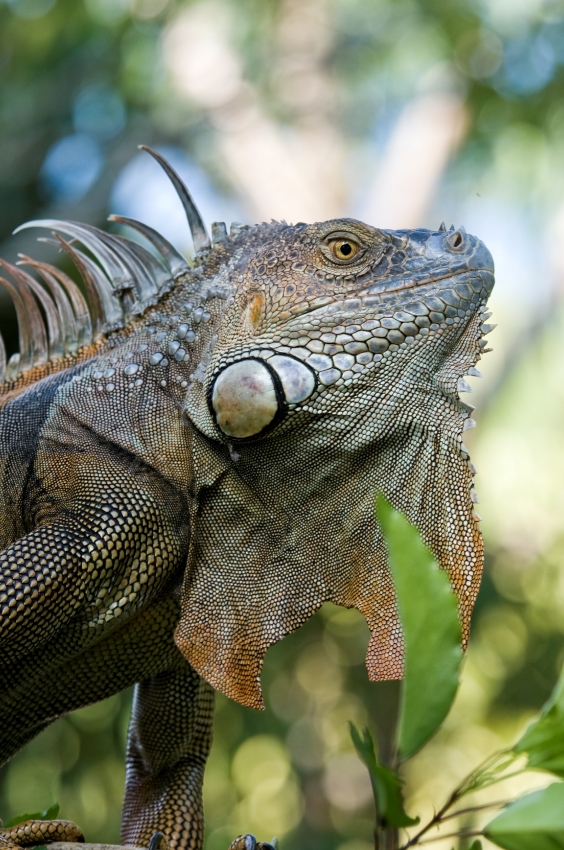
[0,596,182,765]
[122,667,215,850]
[1,432,190,668]
[0,523,94,659]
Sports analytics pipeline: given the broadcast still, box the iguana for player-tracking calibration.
[0,147,494,850]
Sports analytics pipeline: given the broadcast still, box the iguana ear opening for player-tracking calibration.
[208,355,316,441]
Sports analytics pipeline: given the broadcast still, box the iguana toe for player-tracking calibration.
[228,836,276,850]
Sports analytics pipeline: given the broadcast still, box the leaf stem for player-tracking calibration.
[398,788,460,848]
[472,768,526,791]
[373,822,380,850]
[384,827,398,850]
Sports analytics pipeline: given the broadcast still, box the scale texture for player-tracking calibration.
[0,153,494,850]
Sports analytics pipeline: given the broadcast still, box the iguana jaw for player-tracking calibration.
[199,269,493,447]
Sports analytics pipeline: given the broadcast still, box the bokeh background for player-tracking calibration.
[1,0,564,848]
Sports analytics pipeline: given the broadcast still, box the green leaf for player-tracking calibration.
[349,723,419,828]
[484,783,564,849]
[377,495,463,760]
[44,805,59,821]
[3,804,60,829]
[514,663,564,777]
[468,843,483,850]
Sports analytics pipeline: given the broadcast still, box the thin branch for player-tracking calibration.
[441,800,509,821]
[415,830,483,846]
[398,750,515,849]
[47,845,144,850]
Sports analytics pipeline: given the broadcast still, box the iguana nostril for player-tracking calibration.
[212,360,278,438]
[447,230,464,250]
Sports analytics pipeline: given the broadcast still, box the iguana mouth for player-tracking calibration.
[291,267,494,317]
[279,267,495,329]
[207,268,493,445]
[204,255,494,445]
[363,266,494,295]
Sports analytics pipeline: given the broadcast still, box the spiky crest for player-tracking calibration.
[0,147,228,397]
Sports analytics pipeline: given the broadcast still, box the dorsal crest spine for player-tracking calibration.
[0,147,214,387]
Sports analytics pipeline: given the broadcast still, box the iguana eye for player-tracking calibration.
[329,238,360,261]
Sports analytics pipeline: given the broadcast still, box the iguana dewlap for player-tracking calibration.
[0,147,494,850]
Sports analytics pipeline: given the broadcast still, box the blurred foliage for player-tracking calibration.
[2,0,564,849]
[4,804,59,829]
[2,0,564,239]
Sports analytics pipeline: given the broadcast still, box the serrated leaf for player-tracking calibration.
[3,804,60,829]
[377,495,463,760]
[484,782,564,849]
[349,723,419,828]
[514,663,564,777]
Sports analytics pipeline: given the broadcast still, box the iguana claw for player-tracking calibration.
[0,820,84,850]
[148,833,170,850]
[228,836,276,850]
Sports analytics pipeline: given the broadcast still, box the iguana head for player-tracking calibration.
[186,218,493,446]
[4,150,494,708]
